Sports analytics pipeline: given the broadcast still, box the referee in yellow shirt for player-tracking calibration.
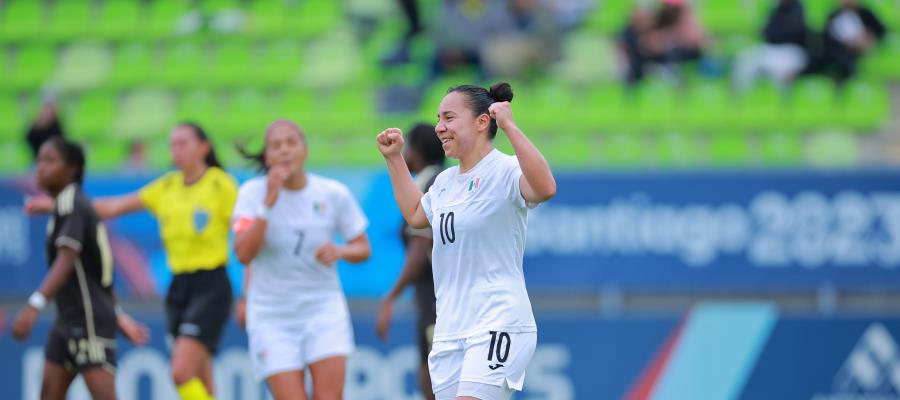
[28,123,238,400]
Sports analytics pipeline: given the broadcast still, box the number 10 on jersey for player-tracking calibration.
[439,212,456,245]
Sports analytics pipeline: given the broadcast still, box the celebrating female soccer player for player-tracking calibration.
[376,82,556,400]
[14,137,149,400]
[25,123,237,400]
[233,120,371,400]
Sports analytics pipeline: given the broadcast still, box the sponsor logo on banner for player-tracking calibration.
[815,323,900,400]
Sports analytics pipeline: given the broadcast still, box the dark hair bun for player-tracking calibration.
[489,82,513,103]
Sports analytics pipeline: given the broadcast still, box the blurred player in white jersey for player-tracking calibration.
[232,120,372,400]
[376,83,557,400]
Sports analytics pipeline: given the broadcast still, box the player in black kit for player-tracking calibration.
[12,137,149,400]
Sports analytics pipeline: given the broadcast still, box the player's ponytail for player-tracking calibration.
[448,82,514,140]
[180,122,223,169]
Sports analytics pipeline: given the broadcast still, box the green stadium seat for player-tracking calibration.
[88,141,129,172]
[96,0,143,42]
[549,33,619,87]
[805,0,833,29]
[0,141,32,175]
[334,88,378,132]
[868,0,900,32]
[708,133,752,166]
[113,89,176,140]
[840,80,890,132]
[287,0,343,39]
[634,79,681,133]
[656,132,703,167]
[303,135,332,166]
[257,40,303,89]
[583,0,631,34]
[542,135,590,168]
[107,43,156,89]
[146,0,195,40]
[341,135,384,166]
[51,42,113,92]
[223,89,276,138]
[806,131,859,167]
[177,90,222,132]
[9,44,56,91]
[279,91,317,123]
[299,30,366,89]
[67,92,117,141]
[0,95,23,140]
[700,0,762,35]
[861,33,900,80]
[147,138,173,170]
[737,81,787,132]
[527,81,587,137]
[0,0,45,43]
[787,77,838,131]
[760,131,803,166]
[685,80,737,134]
[244,1,287,38]
[603,132,648,167]
[582,84,627,134]
[159,42,207,89]
[209,42,252,88]
[48,0,95,42]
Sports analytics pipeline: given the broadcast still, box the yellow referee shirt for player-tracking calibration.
[139,167,237,274]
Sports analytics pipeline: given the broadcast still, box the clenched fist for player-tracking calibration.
[376,128,405,158]
[488,101,516,132]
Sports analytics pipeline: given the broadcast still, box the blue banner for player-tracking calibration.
[524,170,900,291]
[3,169,900,297]
[2,304,900,399]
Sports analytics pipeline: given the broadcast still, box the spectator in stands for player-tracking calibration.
[733,0,809,91]
[619,0,709,85]
[25,96,65,160]
[431,0,509,80]
[381,0,424,65]
[480,0,562,77]
[122,140,149,176]
[815,0,886,83]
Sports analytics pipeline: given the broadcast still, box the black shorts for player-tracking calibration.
[165,267,233,354]
[416,307,437,364]
[45,323,117,374]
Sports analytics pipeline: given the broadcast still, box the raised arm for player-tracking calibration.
[234,166,289,265]
[489,102,557,203]
[93,193,145,219]
[25,193,144,219]
[376,128,430,229]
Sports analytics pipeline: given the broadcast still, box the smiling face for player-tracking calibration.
[169,125,210,172]
[435,91,490,160]
[263,122,307,173]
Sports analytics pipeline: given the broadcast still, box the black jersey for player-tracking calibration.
[46,184,116,335]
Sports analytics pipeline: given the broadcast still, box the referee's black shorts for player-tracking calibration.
[165,266,233,354]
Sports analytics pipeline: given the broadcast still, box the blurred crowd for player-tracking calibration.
[380,0,888,87]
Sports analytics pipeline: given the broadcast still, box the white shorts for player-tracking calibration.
[428,331,537,396]
[247,307,355,381]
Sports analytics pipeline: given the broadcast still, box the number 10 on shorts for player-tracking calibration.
[487,331,511,366]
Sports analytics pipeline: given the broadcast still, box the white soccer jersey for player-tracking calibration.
[420,149,537,342]
[233,174,369,321]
